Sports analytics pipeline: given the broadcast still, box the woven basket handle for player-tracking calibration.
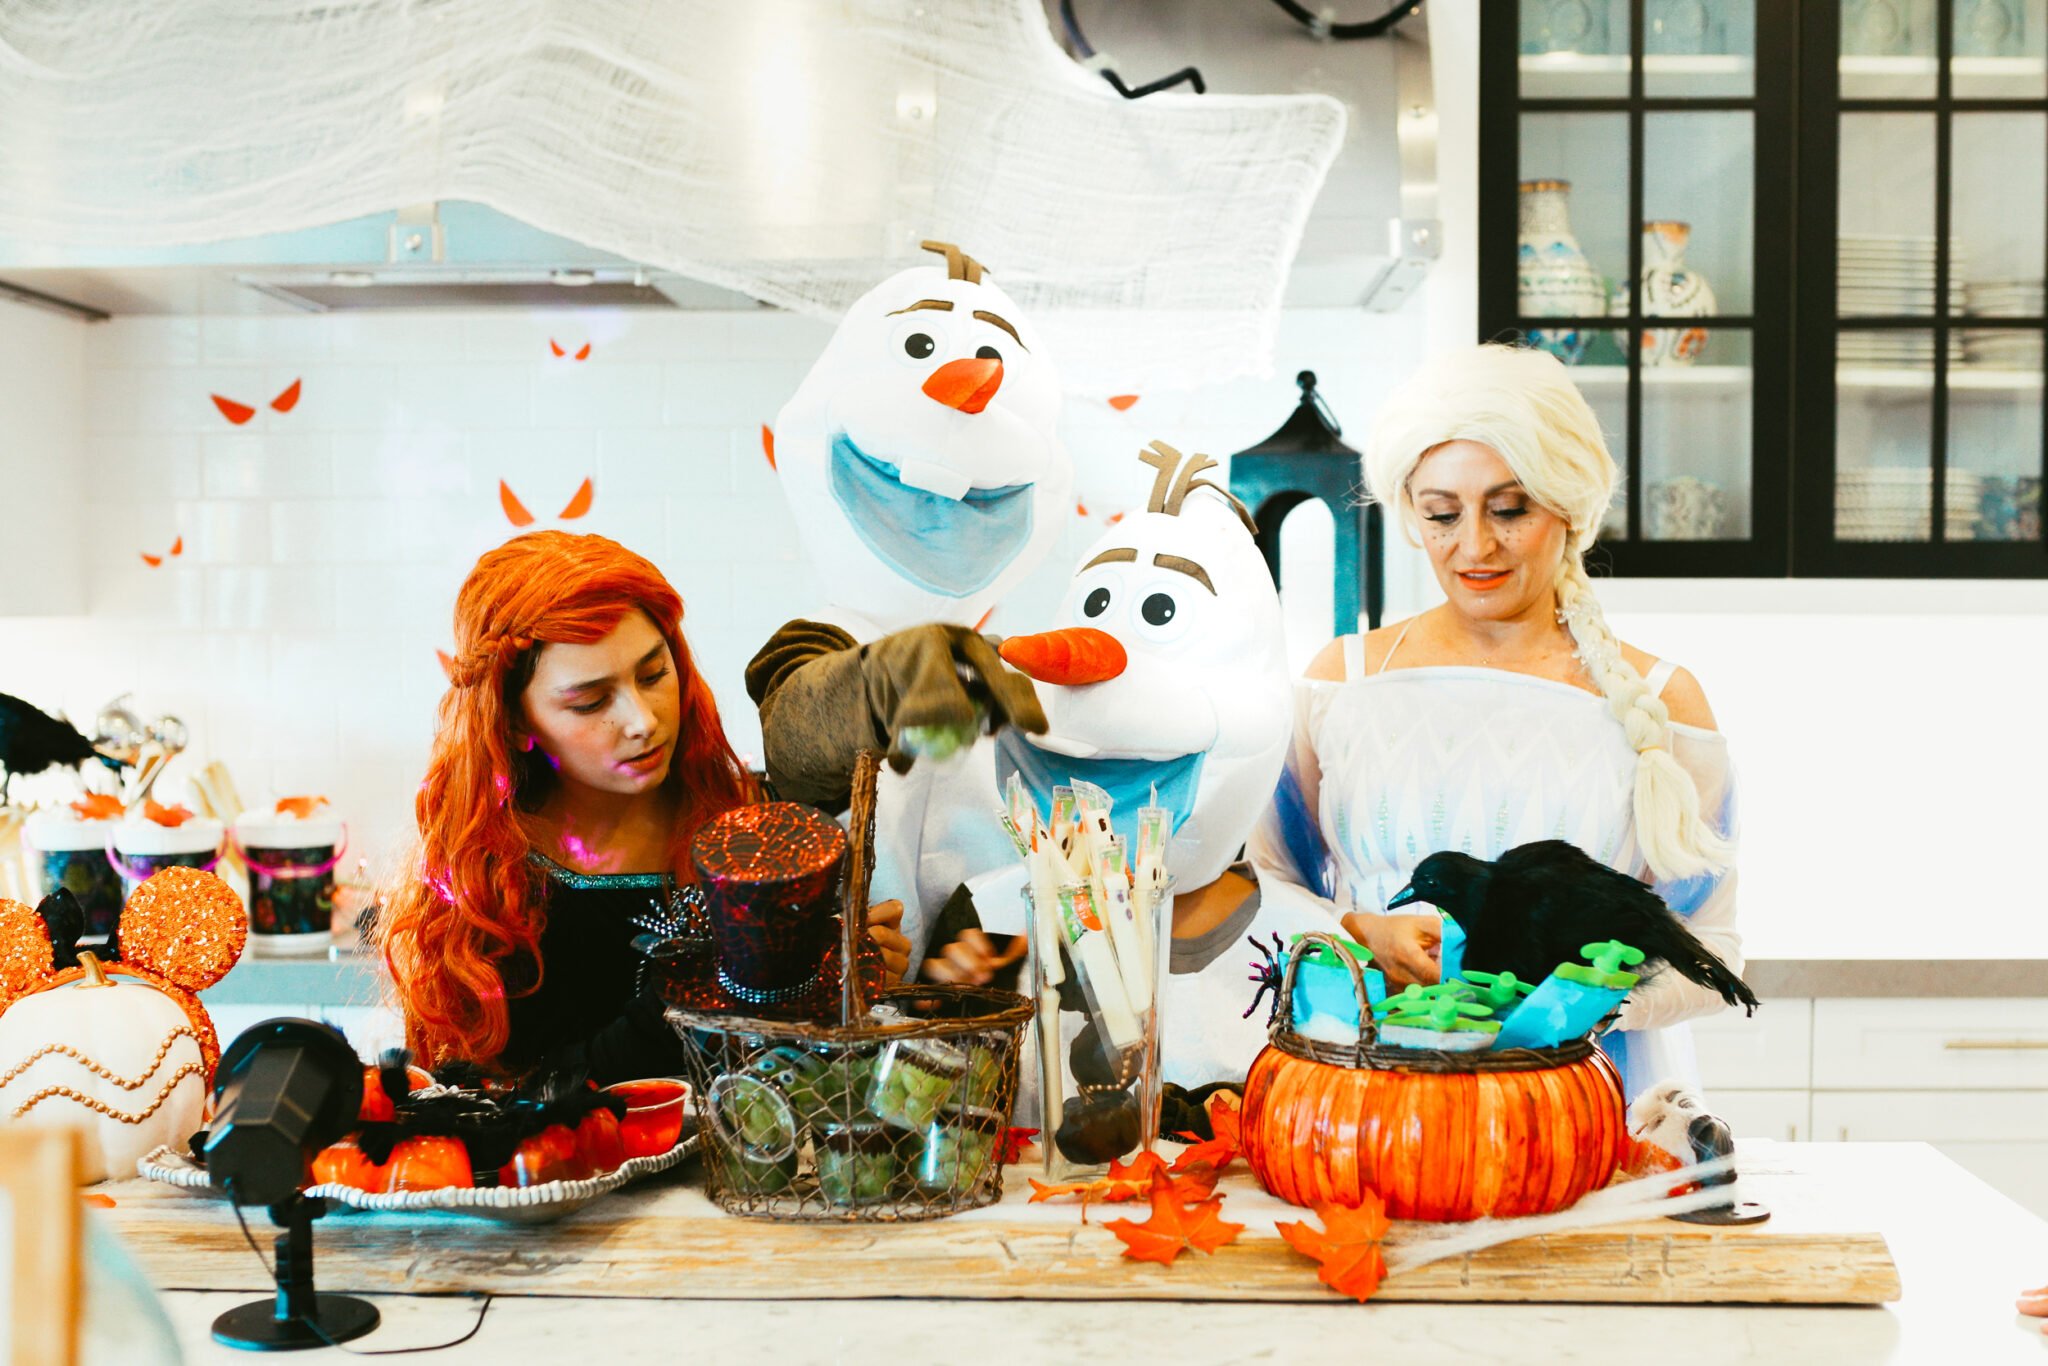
[839,748,884,1026]
[1277,930,1378,1061]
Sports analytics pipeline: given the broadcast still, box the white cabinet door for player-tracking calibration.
[1706,1088,1809,1143]
[1811,1090,2048,1220]
[1813,998,2048,1090]
[1692,998,1812,1090]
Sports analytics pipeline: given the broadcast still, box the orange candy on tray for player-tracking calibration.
[498,1123,593,1188]
[385,1136,474,1191]
[312,1138,389,1192]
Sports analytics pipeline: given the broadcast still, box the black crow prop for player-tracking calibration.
[0,691,109,800]
[1388,840,1758,1014]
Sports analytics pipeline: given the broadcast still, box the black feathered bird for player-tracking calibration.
[1389,840,1758,1014]
[0,691,110,800]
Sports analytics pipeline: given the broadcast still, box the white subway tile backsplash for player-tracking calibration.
[199,316,330,366]
[668,492,801,564]
[393,364,530,429]
[725,311,834,360]
[88,317,202,369]
[183,499,272,565]
[336,430,468,500]
[326,314,467,364]
[203,432,334,499]
[92,433,203,501]
[284,366,396,432]
[534,360,664,429]
[271,498,399,565]
[662,360,803,428]
[600,428,734,495]
[207,567,337,633]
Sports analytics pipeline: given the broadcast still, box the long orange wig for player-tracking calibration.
[380,531,753,1067]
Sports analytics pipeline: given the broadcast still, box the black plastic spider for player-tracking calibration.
[1242,932,1288,1023]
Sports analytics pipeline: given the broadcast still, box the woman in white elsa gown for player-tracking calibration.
[1250,343,1744,1100]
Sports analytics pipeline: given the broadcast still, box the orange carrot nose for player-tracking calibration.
[923,356,1003,414]
[1000,627,1127,685]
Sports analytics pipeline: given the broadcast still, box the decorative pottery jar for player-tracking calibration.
[1619,221,1717,367]
[1518,179,1608,364]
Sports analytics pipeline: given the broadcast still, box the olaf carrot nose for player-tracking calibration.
[1000,627,1127,685]
[921,356,1003,413]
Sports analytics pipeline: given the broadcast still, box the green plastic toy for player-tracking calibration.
[1383,997,1500,1033]
[1556,939,1646,992]
[1458,969,1536,1011]
[1370,980,1476,1018]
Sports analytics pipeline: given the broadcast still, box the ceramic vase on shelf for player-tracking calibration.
[1614,220,1717,367]
[1956,0,2025,57]
[1843,0,1910,55]
[1645,0,1716,54]
[1517,179,1608,365]
[1520,0,1609,54]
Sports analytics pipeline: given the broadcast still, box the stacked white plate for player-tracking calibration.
[1837,333,1966,365]
[1836,466,1983,541]
[1962,278,2045,369]
[1838,236,1969,317]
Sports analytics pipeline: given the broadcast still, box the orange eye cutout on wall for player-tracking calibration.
[209,380,302,424]
[548,339,593,360]
[499,478,594,527]
[139,535,184,568]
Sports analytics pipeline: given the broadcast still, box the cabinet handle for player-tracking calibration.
[1943,1039,2048,1051]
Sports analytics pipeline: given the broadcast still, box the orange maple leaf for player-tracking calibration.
[1275,1194,1391,1302]
[1103,1174,1245,1266]
[142,798,195,828]
[1171,1093,1244,1176]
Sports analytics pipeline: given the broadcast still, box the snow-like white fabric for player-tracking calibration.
[0,0,1345,393]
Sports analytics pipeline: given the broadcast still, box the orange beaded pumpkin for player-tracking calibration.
[1239,933,1626,1222]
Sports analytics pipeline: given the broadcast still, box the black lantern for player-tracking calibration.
[1227,371,1383,634]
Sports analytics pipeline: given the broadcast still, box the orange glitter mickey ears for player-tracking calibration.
[119,868,246,992]
[0,898,52,1002]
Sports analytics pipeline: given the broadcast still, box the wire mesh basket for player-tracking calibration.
[668,750,1034,1221]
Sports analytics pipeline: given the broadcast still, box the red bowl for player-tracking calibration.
[607,1078,688,1159]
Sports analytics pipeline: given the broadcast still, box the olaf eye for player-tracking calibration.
[975,344,1002,362]
[1131,579,1196,644]
[1141,593,1176,626]
[1083,586,1112,618]
[891,316,951,366]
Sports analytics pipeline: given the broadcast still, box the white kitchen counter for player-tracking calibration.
[134,1141,2048,1365]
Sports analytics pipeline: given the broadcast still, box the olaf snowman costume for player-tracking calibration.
[746,242,1072,967]
[994,443,1323,1086]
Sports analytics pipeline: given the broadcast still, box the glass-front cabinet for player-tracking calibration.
[1482,1,2048,578]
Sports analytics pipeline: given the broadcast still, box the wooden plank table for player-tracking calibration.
[98,1142,2048,1365]
[103,1139,1895,1305]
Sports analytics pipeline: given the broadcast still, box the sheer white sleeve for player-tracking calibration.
[1246,679,1349,929]
[1612,726,1745,1033]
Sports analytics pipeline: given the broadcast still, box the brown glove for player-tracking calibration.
[747,620,1046,811]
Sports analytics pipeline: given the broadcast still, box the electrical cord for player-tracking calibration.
[1056,0,1206,98]
[1264,0,1427,40]
[224,1182,494,1355]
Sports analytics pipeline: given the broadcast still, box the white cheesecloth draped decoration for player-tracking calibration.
[0,0,1347,393]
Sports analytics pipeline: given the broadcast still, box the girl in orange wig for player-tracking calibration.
[382,532,905,1081]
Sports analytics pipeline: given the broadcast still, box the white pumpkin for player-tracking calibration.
[0,953,212,1183]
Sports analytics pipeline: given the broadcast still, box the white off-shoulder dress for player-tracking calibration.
[1248,630,1743,1099]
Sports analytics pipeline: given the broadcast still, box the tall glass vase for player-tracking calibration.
[1518,178,1609,364]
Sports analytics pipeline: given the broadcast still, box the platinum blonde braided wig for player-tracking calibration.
[1363,343,1733,882]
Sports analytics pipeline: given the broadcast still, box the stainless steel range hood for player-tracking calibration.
[0,201,759,319]
[0,4,1433,322]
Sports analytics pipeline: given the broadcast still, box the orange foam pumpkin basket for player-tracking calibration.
[1240,932,1627,1222]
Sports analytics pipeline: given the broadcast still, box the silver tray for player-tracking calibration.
[137,1123,698,1224]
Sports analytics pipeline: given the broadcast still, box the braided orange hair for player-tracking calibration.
[380,531,753,1067]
